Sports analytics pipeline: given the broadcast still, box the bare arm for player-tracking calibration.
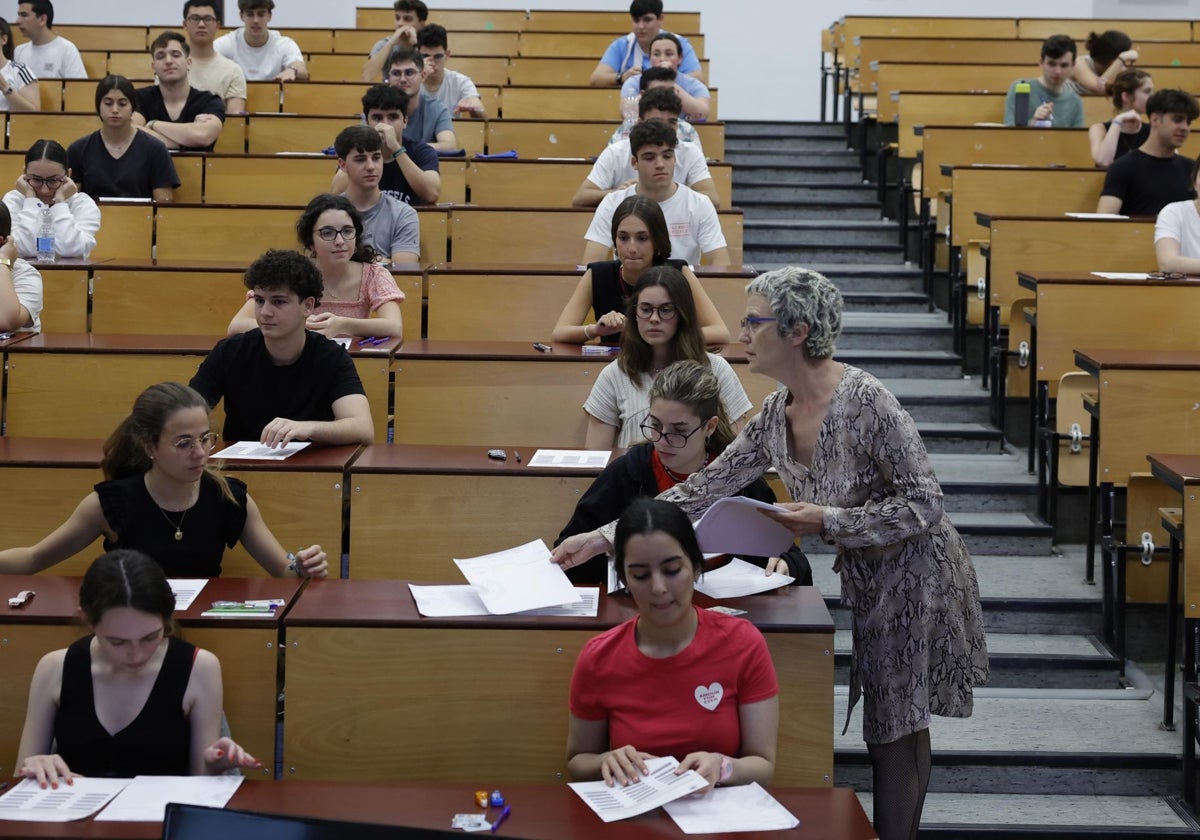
[1155,236,1200,274]
[361,27,416,82]
[0,492,109,575]
[682,264,730,344]
[688,177,720,210]
[573,176,635,209]
[552,271,601,343]
[701,246,731,267]
[258,393,374,447]
[237,494,328,577]
[674,85,710,121]
[0,258,31,331]
[6,83,40,112]
[585,415,618,450]
[429,128,458,152]
[306,300,403,340]
[390,248,419,264]
[454,96,486,118]
[1096,195,1124,214]
[227,298,257,335]
[152,187,175,203]
[1090,112,1141,168]
[224,96,247,114]
[582,240,611,264]
[186,650,226,775]
[144,114,222,150]
[276,59,308,82]
[589,60,620,87]
[566,714,655,786]
[16,651,72,787]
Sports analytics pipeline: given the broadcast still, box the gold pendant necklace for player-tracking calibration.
[155,504,188,541]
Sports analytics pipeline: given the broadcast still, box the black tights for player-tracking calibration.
[867,728,931,840]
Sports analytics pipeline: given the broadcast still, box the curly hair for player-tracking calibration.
[746,266,843,359]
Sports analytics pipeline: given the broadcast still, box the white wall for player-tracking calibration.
[40,0,1200,121]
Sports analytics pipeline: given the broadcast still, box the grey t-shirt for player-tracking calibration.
[353,192,420,260]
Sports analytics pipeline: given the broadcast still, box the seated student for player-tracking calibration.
[0,17,39,111]
[1097,89,1199,217]
[14,0,85,79]
[361,0,427,84]
[583,265,750,449]
[566,497,779,791]
[1073,29,1138,96]
[384,46,456,151]
[134,31,225,152]
[619,33,708,122]
[417,24,485,118]
[228,194,403,340]
[213,0,307,82]
[1088,69,1152,168]
[333,125,420,263]
[558,360,811,587]
[583,119,728,267]
[553,196,728,345]
[16,549,264,788]
[0,381,328,577]
[190,249,375,447]
[330,85,439,205]
[68,76,179,201]
[0,203,42,332]
[610,68,704,152]
[1003,35,1084,128]
[4,139,100,259]
[590,0,702,88]
[184,0,248,115]
[1154,158,1200,273]
[574,87,718,209]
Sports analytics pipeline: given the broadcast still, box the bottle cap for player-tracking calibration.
[1015,81,1031,94]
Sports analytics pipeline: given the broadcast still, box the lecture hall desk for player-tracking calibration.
[0,781,877,839]
[0,575,302,782]
[1148,454,1200,623]
[280,579,834,788]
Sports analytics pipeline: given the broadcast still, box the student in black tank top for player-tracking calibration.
[1089,68,1153,168]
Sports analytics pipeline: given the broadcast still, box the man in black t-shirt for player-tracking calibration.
[190,250,374,446]
[1097,89,1200,217]
[134,30,225,152]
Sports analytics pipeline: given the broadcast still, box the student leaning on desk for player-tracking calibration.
[17,550,261,788]
[0,382,328,578]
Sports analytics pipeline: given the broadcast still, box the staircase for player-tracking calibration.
[727,120,1200,837]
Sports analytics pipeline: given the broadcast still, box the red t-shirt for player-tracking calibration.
[569,607,779,759]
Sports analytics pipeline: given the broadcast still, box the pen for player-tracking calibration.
[357,336,378,346]
[514,451,521,463]
[491,805,511,833]
[533,343,552,352]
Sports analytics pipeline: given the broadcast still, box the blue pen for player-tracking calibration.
[357,336,378,346]
[368,337,388,346]
[490,805,511,833]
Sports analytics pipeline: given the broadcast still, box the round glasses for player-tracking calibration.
[640,422,704,448]
[170,432,219,453]
[317,226,357,242]
[25,175,65,189]
[635,303,677,321]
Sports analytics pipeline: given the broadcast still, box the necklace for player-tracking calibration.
[155,504,188,541]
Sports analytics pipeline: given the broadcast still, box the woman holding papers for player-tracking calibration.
[0,382,328,578]
[554,267,988,840]
[558,359,810,586]
[17,549,261,787]
[551,196,729,346]
[566,498,779,792]
[582,264,751,449]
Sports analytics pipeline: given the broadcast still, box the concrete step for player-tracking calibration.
[840,312,950,348]
[733,183,877,203]
[725,149,859,167]
[743,244,906,264]
[834,348,963,379]
[840,290,931,312]
[736,202,883,221]
[725,121,846,143]
[813,263,926,293]
[915,422,1005,454]
[803,510,1052,557]
[878,376,991,423]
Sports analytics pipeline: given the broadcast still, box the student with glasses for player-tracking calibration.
[226,194,404,340]
[5,139,100,259]
[582,264,751,449]
[558,360,810,586]
[0,382,329,578]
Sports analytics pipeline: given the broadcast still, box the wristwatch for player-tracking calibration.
[0,258,13,268]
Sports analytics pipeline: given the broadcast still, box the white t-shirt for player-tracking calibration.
[5,257,43,332]
[583,352,752,447]
[425,69,479,114]
[0,61,37,112]
[1154,200,1200,258]
[587,138,711,191]
[584,184,725,265]
[14,36,86,79]
[213,29,303,81]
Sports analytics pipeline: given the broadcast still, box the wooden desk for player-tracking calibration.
[29,261,90,334]
[1148,453,1200,620]
[282,579,834,786]
[485,119,725,160]
[949,167,1105,250]
[0,780,875,839]
[0,575,302,782]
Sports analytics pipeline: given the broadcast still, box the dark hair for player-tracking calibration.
[638,83,682,115]
[0,201,11,237]
[151,30,190,57]
[0,19,14,62]
[183,0,222,18]
[25,138,69,169]
[1041,34,1077,61]
[618,265,706,381]
[238,0,273,12]
[334,124,382,158]
[629,0,663,20]
[1086,29,1132,69]
[416,22,448,50]
[23,0,53,28]
[94,75,137,114]
[79,549,177,629]
[638,66,678,93]
[386,45,424,72]
[394,0,428,20]
[650,359,735,455]
[1147,88,1200,121]
[1110,68,1151,110]
[361,83,409,116]
[296,193,377,263]
[614,498,702,585]
[611,195,671,262]
[650,32,682,54]
[629,117,677,156]
[243,248,323,303]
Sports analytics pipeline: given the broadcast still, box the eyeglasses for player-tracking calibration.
[316,226,357,242]
[170,432,218,453]
[389,68,421,79]
[740,315,777,330]
[420,52,446,63]
[185,14,218,24]
[25,175,64,189]
[640,422,704,448]
[635,303,677,321]
[1148,271,1188,280]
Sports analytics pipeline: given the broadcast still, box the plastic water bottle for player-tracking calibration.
[36,205,54,263]
[1013,81,1031,126]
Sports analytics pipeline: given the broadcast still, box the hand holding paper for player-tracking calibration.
[691,497,798,556]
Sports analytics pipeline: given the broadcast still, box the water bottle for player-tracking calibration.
[1013,81,1031,126]
[36,204,54,263]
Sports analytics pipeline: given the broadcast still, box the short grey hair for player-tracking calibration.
[746,267,842,359]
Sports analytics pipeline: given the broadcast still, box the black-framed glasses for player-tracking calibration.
[186,14,218,24]
[640,422,704,448]
[316,226,357,242]
[635,303,677,321]
[1148,271,1188,280]
[740,315,777,330]
[25,175,64,189]
[171,432,219,453]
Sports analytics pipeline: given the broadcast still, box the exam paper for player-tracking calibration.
[1065,212,1128,219]
[453,539,581,614]
[211,441,311,460]
[94,775,243,822]
[662,782,800,833]
[527,449,611,468]
[409,584,599,617]
[692,497,796,557]
[0,778,129,822]
[695,557,794,598]
[1090,271,1152,280]
[568,756,709,823]
[167,579,207,612]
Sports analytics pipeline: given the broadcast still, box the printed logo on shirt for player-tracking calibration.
[694,682,723,711]
[669,222,691,237]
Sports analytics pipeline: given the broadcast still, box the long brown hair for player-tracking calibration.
[650,359,735,455]
[616,265,707,383]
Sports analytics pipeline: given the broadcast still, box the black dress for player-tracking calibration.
[588,258,689,345]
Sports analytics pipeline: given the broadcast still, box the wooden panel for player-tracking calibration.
[53,25,147,52]
[441,56,510,87]
[305,52,373,83]
[89,203,154,262]
[1005,299,1034,400]
[91,268,244,335]
[455,117,485,155]
[439,158,466,203]
[245,81,282,114]
[155,206,299,261]
[284,29,334,54]
[1186,492,1200,618]
[417,207,448,265]
[219,468,345,568]
[173,154,204,204]
[920,126,1093,201]
[467,160,588,205]
[246,113,360,153]
[333,29,520,57]
[0,624,84,775]
[355,9,529,31]
[204,154,337,205]
[1018,19,1192,41]
[105,51,151,78]
[425,271,579,340]
[215,115,247,154]
[79,50,106,79]
[499,86,620,120]
[37,79,63,112]
[485,119,616,158]
[525,10,698,33]
[0,465,104,574]
[449,207,592,264]
[1099,368,1200,485]
[352,354,393,443]
[280,82,369,117]
[518,31,704,59]
[950,168,1105,248]
[8,113,98,153]
[39,269,89,333]
[0,150,22,189]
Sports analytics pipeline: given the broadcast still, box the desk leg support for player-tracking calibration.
[919,199,932,299]
[1164,535,1182,731]
[1184,619,1198,806]
[1085,412,1100,586]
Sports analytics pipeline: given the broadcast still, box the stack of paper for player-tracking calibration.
[695,557,794,598]
[0,778,129,822]
[692,497,796,557]
[663,782,800,833]
[568,757,709,822]
[211,441,310,460]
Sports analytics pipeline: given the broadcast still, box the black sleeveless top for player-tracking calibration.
[589,258,688,345]
[1104,120,1151,163]
[54,635,196,777]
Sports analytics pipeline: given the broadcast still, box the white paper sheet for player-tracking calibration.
[695,557,794,598]
[568,756,709,823]
[662,782,800,833]
[0,778,129,822]
[94,775,243,822]
[527,449,611,468]
[167,579,207,612]
[211,441,311,460]
[1065,212,1128,219]
[1090,271,1152,280]
[409,584,598,617]
[452,540,582,615]
[692,497,796,557]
